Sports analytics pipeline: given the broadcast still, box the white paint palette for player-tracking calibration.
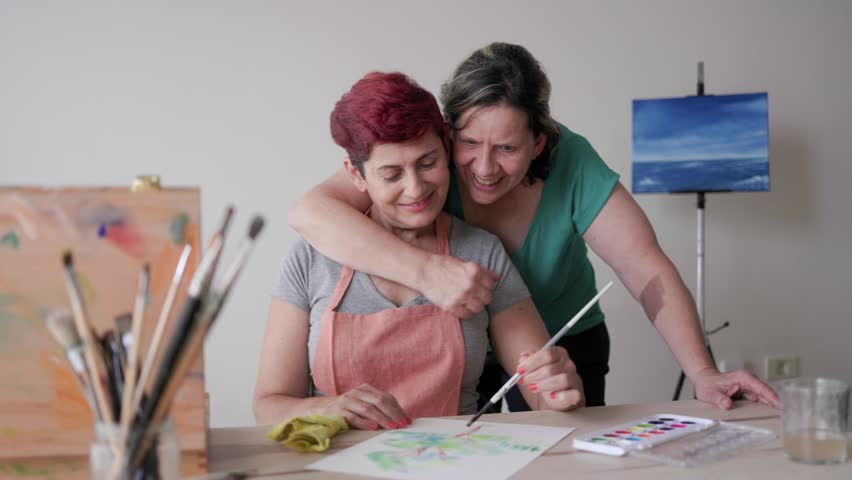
[573,413,776,467]
[572,413,715,456]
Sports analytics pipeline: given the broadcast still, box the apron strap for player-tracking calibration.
[327,266,355,311]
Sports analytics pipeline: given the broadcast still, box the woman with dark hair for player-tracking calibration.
[253,71,583,430]
[288,43,779,413]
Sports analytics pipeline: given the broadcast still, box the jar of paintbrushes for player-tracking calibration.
[89,418,180,480]
[49,207,264,480]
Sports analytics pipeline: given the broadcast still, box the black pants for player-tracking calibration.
[476,322,610,412]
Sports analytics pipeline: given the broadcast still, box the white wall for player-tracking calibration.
[2,0,850,427]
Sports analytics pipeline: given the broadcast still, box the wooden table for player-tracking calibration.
[208,399,852,480]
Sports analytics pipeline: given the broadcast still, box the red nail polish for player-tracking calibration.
[388,421,397,429]
[518,378,525,385]
[517,368,525,374]
[530,383,537,391]
[370,423,378,430]
[550,392,556,399]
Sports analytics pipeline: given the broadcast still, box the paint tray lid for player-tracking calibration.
[630,421,776,467]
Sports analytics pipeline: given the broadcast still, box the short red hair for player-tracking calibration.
[330,72,445,171]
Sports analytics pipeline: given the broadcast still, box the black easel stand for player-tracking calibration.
[672,63,732,400]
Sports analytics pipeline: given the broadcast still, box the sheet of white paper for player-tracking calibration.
[307,418,575,480]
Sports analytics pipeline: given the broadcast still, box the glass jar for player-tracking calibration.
[89,418,180,480]
[780,377,849,464]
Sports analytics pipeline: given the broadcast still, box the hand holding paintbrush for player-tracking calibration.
[467,281,615,427]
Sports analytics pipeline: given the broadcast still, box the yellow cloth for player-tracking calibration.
[265,415,348,452]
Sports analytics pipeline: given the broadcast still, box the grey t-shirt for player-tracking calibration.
[272,215,530,415]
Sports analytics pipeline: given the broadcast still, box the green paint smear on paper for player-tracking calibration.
[1,230,19,249]
[169,214,190,245]
[0,464,49,476]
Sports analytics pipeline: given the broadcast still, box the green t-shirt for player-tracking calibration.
[445,124,620,336]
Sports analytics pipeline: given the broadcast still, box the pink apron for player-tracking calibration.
[312,214,465,418]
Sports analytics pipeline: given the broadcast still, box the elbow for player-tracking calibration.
[252,395,268,425]
[252,390,281,426]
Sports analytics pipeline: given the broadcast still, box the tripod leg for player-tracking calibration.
[673,371,686,401]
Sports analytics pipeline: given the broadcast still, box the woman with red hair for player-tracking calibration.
[253,72,583,430]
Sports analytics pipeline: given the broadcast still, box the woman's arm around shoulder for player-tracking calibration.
[288,166,499,318]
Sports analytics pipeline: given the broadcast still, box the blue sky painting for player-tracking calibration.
[632,93,769,193]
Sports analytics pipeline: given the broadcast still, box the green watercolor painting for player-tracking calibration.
[366,428,544,473]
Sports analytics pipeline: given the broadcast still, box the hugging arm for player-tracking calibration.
[289,167,498,318]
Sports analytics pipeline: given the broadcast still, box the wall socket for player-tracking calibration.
[765,356,800,381]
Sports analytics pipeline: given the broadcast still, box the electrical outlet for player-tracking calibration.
[765,356,800,381]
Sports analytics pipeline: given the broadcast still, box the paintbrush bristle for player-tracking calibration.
[248,216,265,239]
[62,250,73,267]
[467,401,492,427]
[46,309,81,349]
[221,205,235,233]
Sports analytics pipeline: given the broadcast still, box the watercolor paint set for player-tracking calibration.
[573,414,776,467]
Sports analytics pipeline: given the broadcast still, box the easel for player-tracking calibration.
[672,63,731,400]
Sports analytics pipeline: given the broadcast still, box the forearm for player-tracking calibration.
[252,393,334,426]
[489,300,548,410]
[289,190,431,288]
[619,250,715,380]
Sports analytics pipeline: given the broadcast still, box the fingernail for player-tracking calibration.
[518,377,525,385]
[369,423,378,430]
[517,368,525,374]
[399,418,408,426]
[406,417,413,425]
[530,383,537,392]
[550,392,556,399]
[388,421,397,429]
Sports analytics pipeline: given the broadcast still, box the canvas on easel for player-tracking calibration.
[0,186,207,477]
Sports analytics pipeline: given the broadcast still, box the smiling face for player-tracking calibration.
[346,130,449,233]
[452,103,546,205]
